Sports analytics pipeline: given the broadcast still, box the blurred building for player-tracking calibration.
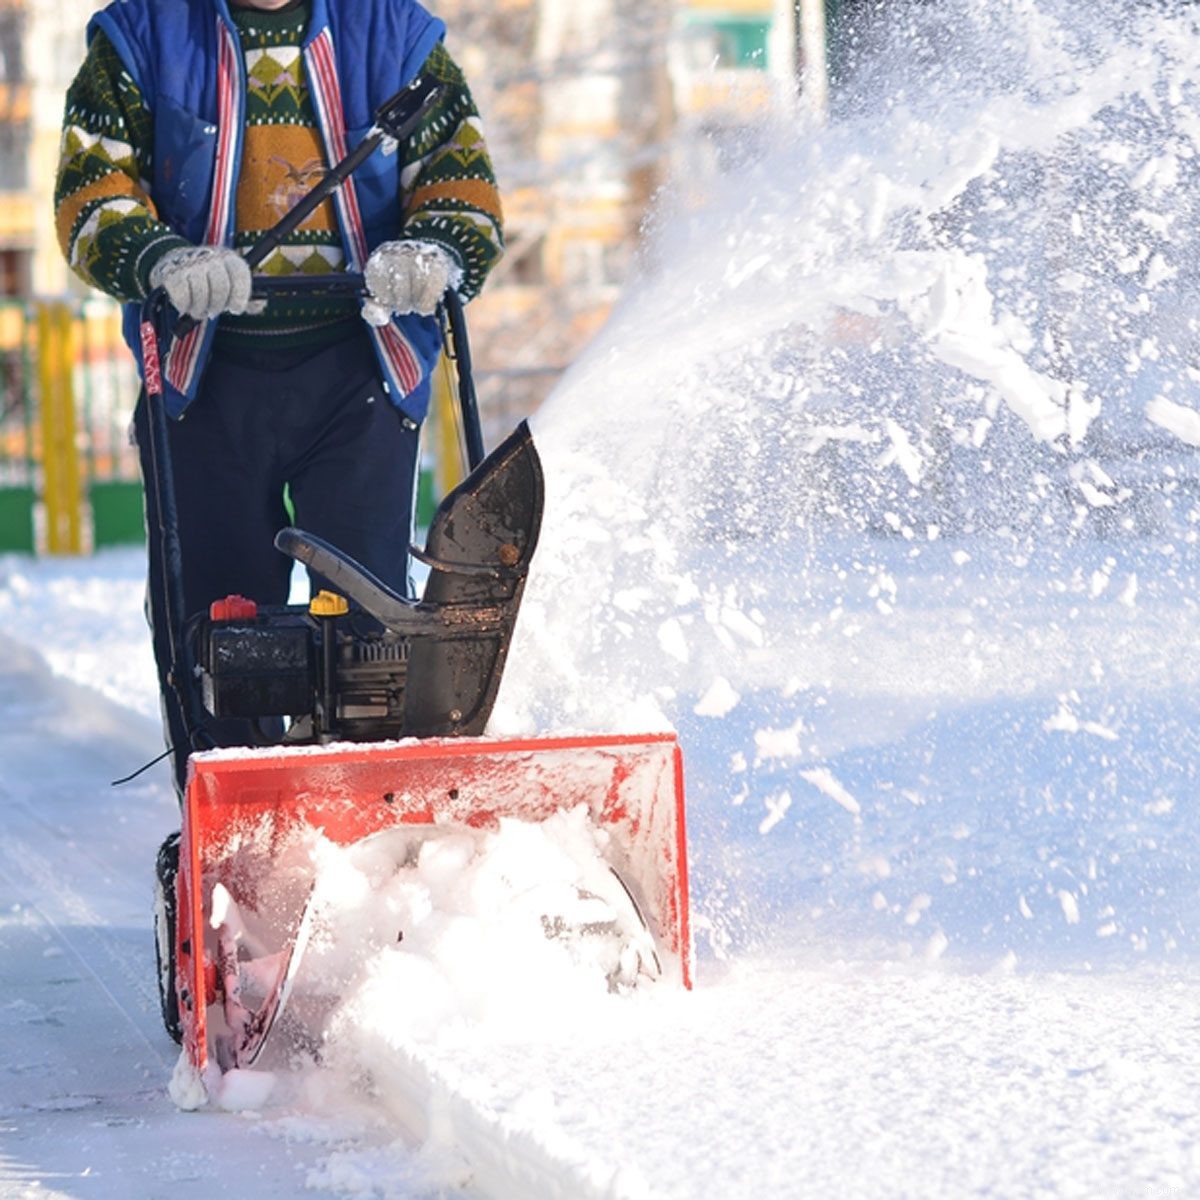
[0,0,829,429]
[447,0,818,434]
[0,0,31,296]
[0,0,102,298]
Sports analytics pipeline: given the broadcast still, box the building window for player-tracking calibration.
[0,119,28,189]
[0,249,31,297]
[702,19,771,69]
[0,10,24,85]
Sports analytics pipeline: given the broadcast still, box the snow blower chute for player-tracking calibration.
[142,80,692,1084]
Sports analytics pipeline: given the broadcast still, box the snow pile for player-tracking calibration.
[301,809,655,1044]
[183,808,657,1108]
[0,548,157,721]
[191,811,670,1189]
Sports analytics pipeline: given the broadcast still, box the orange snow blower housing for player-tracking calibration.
[179,732,691,1076]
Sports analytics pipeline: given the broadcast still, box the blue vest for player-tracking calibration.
[91,0,446,420]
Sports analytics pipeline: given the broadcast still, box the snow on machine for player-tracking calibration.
[143,81,692,1091]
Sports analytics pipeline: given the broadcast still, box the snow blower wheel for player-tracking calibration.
[154,831,182,1045]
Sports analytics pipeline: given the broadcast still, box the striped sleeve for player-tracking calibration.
[400,44,504,301]
[54,31,189,302]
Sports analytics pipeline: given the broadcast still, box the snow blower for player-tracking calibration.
[142,80,692,1086]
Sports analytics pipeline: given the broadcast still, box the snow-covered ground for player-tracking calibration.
[3,545,1199,1198]
[5,1,1200,1195]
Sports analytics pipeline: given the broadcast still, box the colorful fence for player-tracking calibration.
[0,298,142,555]
[0,299,479,557]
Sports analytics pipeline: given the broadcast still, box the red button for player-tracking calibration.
[209,595,258,621]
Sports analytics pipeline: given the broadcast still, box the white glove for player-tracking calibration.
[149,246,253,321]
[361,240,458,326]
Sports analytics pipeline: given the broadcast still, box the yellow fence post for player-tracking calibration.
[432,349,464,499]
[38,300,84,555]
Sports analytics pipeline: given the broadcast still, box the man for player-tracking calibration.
[55,0,504,796]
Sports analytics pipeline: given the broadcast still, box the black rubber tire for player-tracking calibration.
[154,831,183,1045]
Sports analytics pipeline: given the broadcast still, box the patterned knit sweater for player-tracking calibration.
[55,3,503,342]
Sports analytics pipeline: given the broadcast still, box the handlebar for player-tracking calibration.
[143,278,485,473]
[249,272,367,300]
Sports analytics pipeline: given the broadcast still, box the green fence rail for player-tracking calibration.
[0,304,36,553]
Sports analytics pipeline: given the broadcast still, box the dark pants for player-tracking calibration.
[135,327,420,798]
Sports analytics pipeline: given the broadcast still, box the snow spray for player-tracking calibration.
[498,0,1200,966]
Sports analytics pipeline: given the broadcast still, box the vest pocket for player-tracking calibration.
[154,95,219,242]
[346,123,402,244]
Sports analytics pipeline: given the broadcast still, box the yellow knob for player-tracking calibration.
[309,590,349,617]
